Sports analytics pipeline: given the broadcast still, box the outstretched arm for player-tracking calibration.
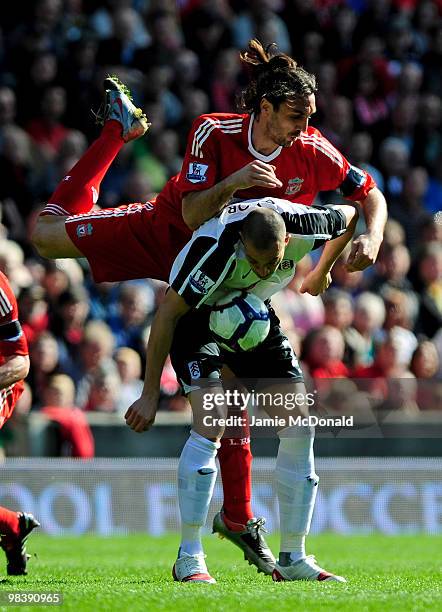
[346,186,387,271]
[125,289,190,433]
[300,204,358,296]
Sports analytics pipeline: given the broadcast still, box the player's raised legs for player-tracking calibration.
[31,76,150,258]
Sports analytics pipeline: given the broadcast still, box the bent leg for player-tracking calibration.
[41,122,124,218]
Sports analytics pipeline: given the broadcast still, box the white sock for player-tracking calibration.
[275,426,319,563]
[178,430,219,557]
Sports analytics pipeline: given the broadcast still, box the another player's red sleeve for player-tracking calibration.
[0,273,28,358]
[304,129,376,201]
[176,115,219,196]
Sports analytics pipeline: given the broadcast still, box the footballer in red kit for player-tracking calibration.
[31,40,387,575]
[178,113,375,207]
[0,271,29,428]
[0,271,40,574]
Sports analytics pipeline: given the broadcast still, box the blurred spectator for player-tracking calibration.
[0,86,16,140]
[26,86,69,162]
[61,36,99,125]
[83,369,121,413]
[416,214,442,247]
[96,6,149,68]
[379,373,420,415]
[345,292,386,368]
[114,347,144,414]
[17,285,49,345]
[411,242,442,338]
[143,65,182,127]
[27,331,61,408]
[107,282,154,351]
[282,0,321,59]
[86,280,120,321]
[348,131,384,191]
[319,95,353,151]
[74,320,118,408]
[211,48,241,112]
[50,286,90,373]
[40,374,95,457]
[16,52,60,124]
[395,61,423,99]
[133,8,182,69]
[348,60,390,143]
[149,129,183,179]
[388,167,431,249]
[421,19,442,96]
[322,289,357,366]
[323,289,354,332]
[389,95,418,153]
[413,94,442,178]
[182,6,232,76]
[314,61,337,121]
[0,240,33,291]
[370,243,412,292]
[410,340,440,379]
[323,5,358,61]
[378,136,410,205]
[301,325,349,379]
[0,125,41,221]
[175,88,209,150]
[386,15,416,66]
[383,287,419,336]
[40,258,84,305]
[172,49,201,103]
[353,327,415,380]
[381,219,406,250]
[232,1,291,54]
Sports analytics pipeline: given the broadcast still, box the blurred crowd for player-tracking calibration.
[0,0,441,454]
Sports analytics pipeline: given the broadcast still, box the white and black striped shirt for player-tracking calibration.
[170,198,347,308]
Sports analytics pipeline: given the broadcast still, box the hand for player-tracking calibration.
[299,270,332,296]
[230,161,283,191]
[125,395,158,433]
[346,233,382,272]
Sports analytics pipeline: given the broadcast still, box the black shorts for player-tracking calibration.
[170,303,304,395]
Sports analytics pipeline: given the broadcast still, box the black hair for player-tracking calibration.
[238,39,317,115]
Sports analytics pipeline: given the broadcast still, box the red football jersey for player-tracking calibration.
[176,113,375,204]
[0,272,28,427]
[0,272,28,361]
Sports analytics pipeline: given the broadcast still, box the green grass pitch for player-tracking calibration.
[0,534,440,611]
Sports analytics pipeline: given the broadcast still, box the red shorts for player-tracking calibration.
[0,382,23,429]
[65,202,192,283]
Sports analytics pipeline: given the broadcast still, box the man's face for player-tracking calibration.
[241,236,287,279]
[263,94,316,147]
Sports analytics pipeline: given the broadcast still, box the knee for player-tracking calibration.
[193,423,225,441]
[31,215,65,258]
